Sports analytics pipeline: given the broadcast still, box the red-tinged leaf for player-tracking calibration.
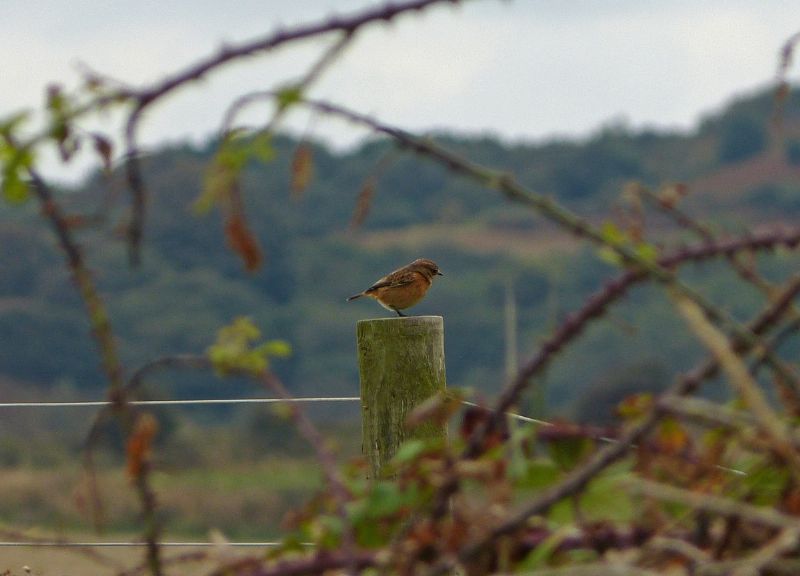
[225,212,263,272]
[656,418,689,454]
[350,177,376,229]
[460,404,509,449]
[46,84,65,112]
[290,143,313,198]
[62,214,89,229]
[91,133,113,173]
[783,486,800,515]
[126,413,158,480]
[658,183,689,209]
[616,393,654,420]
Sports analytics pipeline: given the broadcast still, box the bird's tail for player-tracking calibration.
[347,293,363,302]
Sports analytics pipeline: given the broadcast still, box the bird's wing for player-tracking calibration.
[364,271,417,293]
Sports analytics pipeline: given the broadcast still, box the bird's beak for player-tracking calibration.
[437,271,444,276]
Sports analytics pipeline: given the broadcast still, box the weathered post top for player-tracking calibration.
[357,315,446,478]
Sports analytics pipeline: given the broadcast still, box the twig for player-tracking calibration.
[644,535,711,565]
[88,353,360,572]
[26,170,125,392]
[698,527,800,576]
[119,0,463,262]
[500,564,663,576]
[220,31,354,136]
[670,286,800,476]
[777,30,800,89]
[254,370,358,569]
[637,186,771,290]
[299,97,800,434]
[624,478,800,531]
[207,550,378,576]
[421,275,800,576]
[658,396,754,430]
[21,167,162,574]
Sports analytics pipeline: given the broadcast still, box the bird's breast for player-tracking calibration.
[374,275,430,309]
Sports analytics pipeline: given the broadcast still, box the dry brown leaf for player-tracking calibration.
[290,142,314,199]
[126,413,158,480]
[225,212,263,272]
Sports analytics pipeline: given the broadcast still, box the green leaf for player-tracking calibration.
[515,458,562,490]
[250,131,275,163]
[207,317,290,375]
[0,111,30,138]
[256,340,292,358]
[1,144,34,204]
[195,133,274,214]
[315,515,343,550]
[517,527,571,570]
[276,85,303,110]
[364,481,405,517]
[740,463,790,506]
[600,221,627,245]
[597,245,623,266]
[634,241,659,264]
[195,142,246,214]
[508,424,539,481]
[549,436,594,471]
[1,170,29,203]
[391,439,428,465]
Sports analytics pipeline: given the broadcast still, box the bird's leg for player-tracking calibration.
[395,309,406,317]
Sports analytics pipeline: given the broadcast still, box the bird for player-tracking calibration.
[347,258,443,317]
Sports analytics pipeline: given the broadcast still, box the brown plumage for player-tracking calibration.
[347,258,443,317]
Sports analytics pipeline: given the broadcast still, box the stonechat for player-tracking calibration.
[347,258,443,317]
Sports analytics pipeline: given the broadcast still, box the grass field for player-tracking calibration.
[0,543,256,575]
[0,548,216,576]
[0,458,323,574]
[0,458,322,540]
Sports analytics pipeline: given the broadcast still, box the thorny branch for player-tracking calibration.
[254,370,359,569]
[421,274,800,576]
[85,353,360,572]
[2,5,467,572]
[208,550,379,576]
[5,6,800,574]
[20,168,164,574]
[116,0,464,263]
[298,97,800,409]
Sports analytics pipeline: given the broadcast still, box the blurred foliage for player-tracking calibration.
[1,86,798,422]
[717,114,768,163]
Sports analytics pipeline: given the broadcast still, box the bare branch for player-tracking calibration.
[208,550,378,576]
[427,275,800,576]
[625,478,800,531]
[120,0,462,262]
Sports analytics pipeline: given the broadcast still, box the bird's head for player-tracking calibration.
[412,258,443,279]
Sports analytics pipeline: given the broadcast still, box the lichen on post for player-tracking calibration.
[357,315,446,478]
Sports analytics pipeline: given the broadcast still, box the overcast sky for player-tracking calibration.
[3,1,799,182]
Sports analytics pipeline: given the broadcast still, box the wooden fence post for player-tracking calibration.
[357,315,447,478]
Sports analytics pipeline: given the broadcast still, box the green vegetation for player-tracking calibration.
[4,60,800,576]
[0,459,322,539]
[1,85,799,459]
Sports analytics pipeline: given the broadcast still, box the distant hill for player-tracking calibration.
[2,84,800,429]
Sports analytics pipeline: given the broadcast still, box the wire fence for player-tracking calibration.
[0,397,360,408]
[0,395,557,550]
[0,541,297,548]
[0,394,746,551]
